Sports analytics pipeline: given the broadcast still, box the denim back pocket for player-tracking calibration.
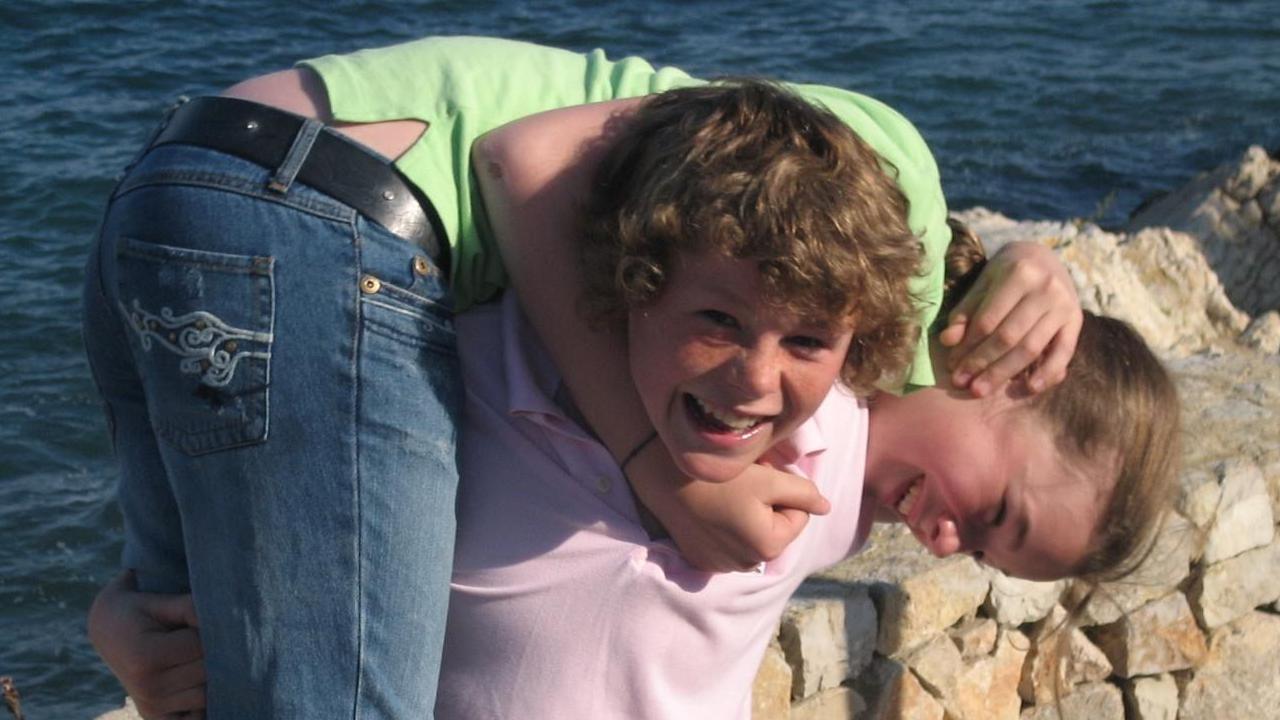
[117,237,274,456]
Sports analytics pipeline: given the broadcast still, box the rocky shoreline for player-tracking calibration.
[94,147,1280,720]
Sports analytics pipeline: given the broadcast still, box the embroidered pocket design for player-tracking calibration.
[115,236,275,456]
[121,299,273,387]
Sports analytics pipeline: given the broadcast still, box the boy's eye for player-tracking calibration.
[697,310,740,329]
[787,335,830,351]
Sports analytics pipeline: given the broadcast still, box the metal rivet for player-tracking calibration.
[412,256,431,276]
[245,120,259,131]
[195,320,207,330]
[168,333,177,342]
[381,190,395,201]
[224,340,238,353]
[360,275,382,294]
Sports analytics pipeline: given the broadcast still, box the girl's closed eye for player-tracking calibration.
[989,496,1008,527]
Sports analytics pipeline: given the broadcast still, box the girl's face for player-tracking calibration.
[628,251,854,483]
[864,374,1111,581]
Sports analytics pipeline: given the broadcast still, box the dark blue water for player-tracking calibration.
[1,1,1276,716]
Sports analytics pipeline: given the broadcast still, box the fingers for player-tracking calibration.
[134,681,206,720]
[770,506,812,544]
[143,626,204,669]
[955,297,1053,395]
[132,656,207,719]
[943,241,1081,394]
[139,591,200,629]
[1025,310,1082,392]
[763,473,831,517]
[939,271,990,350]
[947,269,1042,382]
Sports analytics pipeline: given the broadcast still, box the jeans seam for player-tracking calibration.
[350,212,366,720]
[115,168,356,226]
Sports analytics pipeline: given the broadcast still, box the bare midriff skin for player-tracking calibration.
[222,67,427,162]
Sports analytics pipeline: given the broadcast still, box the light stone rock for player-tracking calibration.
[1074,513,1196,626]
[1018,606,1113,705]
[907,628,1026,720]
[788,686,866,720]
[949,617,998,659]
[1177,611,1280,720]
[94,698,142,720]
[1088,592,1207,677]
[947,628,1028,720]
[984,571,1064,626]
[752,638,792,720]
[1065,224,1245,354]
[1202,459,1275,564]
[1242,310,1280,353]
[1128,145,1280,316]
[810,526,988,657]
[1264,457,1280,520]
[903,634,963,699]
[1019,682,1124,720]
[1168,351,1280,502]
[1177,468,1222,537]
[1225,146,1276,200]
[1188,540,1280,629]
[780,583,877,697]
[952,207,1249,356]
[855,656,944,720]
[1124,673,1178,720]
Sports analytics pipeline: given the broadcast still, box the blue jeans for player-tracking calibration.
[82,130,460,718]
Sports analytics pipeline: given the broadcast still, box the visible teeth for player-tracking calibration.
[896,481,920,518]
[692,396,762,431]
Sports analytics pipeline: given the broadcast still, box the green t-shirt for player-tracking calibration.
[302,36,948,388]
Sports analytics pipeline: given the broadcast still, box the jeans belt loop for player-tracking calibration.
[268,117,325,195]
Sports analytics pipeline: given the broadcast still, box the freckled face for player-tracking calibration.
[627,251,854,483]
[864,379,1110,581]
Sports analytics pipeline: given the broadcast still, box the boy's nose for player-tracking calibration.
[732,344,781,396]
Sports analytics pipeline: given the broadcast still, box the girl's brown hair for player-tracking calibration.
[579,80,924,395]
[942,218,1180,582]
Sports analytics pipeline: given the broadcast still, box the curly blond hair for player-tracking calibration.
[578,80,923,395]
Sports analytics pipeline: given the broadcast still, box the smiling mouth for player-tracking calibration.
[685,394,768,437]
[895,477,922,522]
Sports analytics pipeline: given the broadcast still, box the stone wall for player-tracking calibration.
[751,149,1280,719]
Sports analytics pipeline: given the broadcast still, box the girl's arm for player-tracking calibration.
[474,100,829,570]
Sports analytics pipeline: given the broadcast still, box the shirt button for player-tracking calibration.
[412,255,432,276]
[596,476,612,493]
[360,275,382,294]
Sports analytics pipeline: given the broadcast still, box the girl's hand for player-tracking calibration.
[87,571,206,719]
[938,240,1082,396]
[627,444,831,571]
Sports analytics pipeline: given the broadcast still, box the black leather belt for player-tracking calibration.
[151,96,447,266]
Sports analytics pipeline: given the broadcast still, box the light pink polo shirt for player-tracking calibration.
[436,294,873,719]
